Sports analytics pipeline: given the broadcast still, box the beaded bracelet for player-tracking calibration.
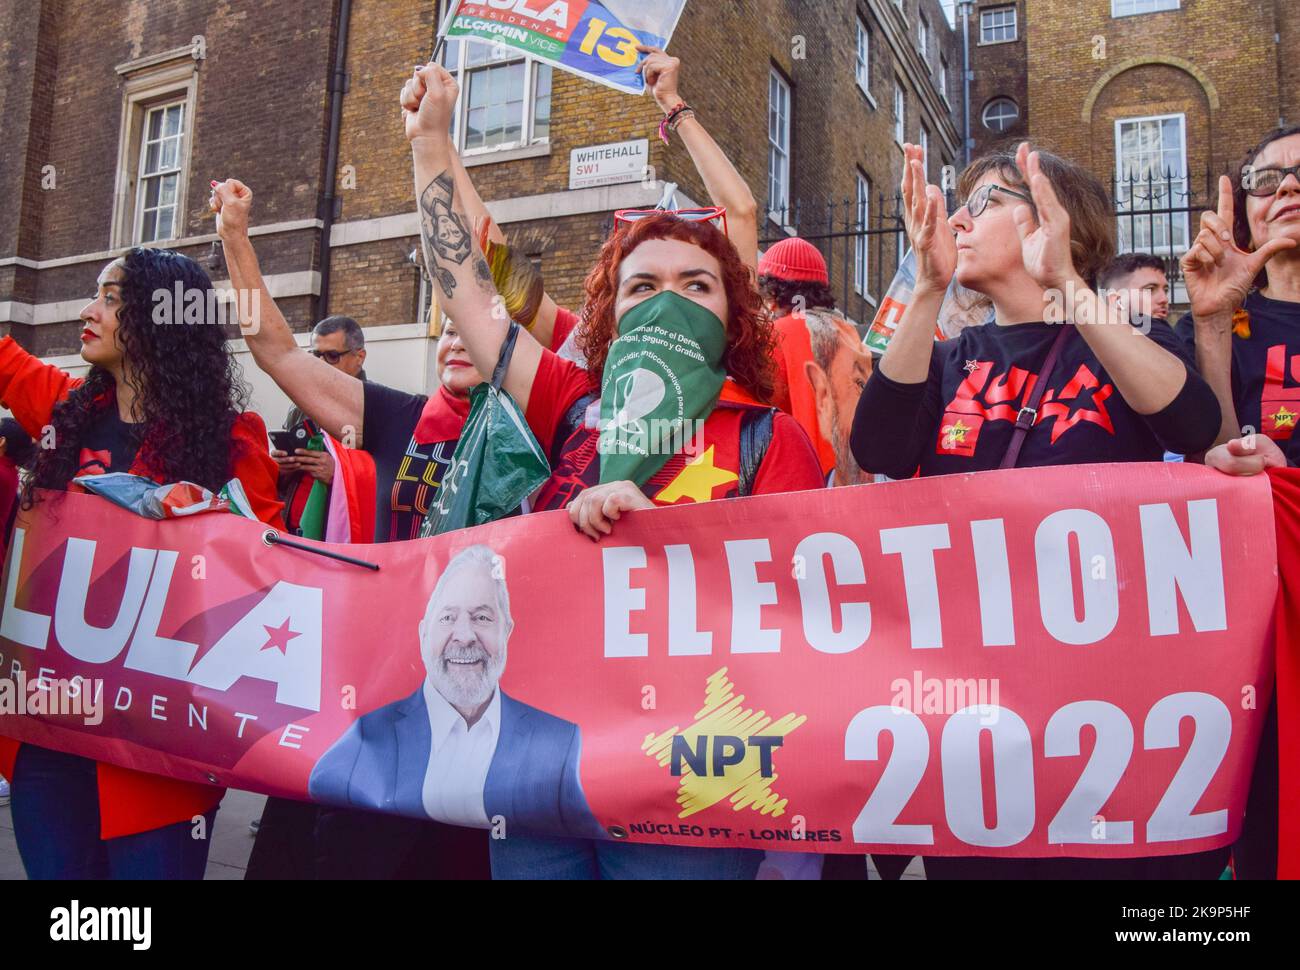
[658,102,692,143]
[667,108,695,134]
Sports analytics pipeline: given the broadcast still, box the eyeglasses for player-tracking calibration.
[961,183,1035,220]
[613,206,728,234]
[1242,164,1300,197]
[310,349,358,365]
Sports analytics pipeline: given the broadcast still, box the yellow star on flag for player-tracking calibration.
[655,445,739,503]
[642,668,806,820]
[1275,406,1297,429]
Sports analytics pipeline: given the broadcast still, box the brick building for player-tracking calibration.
[1,0,962,413]
[965,0,1300,290]
[963,0,1029,150]
[328,0,962,336]
[0,0,336,355]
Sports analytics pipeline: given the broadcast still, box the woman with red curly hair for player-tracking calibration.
[405,64,822,880]
[519,213,822,523]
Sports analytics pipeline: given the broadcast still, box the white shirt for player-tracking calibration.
[420,681,501,826]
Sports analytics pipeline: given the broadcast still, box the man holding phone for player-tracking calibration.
[274,316,368,532]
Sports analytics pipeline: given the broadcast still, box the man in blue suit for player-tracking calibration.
[308,544,605,841]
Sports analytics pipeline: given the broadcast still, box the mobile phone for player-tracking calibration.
[270,427,310,453]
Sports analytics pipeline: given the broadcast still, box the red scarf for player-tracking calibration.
[413,385,472,445]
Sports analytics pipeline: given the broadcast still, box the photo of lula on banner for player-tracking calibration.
[440,0,689,94]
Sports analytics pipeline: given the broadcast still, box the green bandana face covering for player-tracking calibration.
[598,290,727,487]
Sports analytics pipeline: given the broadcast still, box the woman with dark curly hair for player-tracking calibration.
[0,247,284,880]
[406,63,822,880]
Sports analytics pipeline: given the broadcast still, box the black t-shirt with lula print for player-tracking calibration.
[1177,291,1300,463]
[854,318,1221,479]
[75,409,144,477]
[361,381,456,543]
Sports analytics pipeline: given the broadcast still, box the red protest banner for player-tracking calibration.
[0,463,1278,857]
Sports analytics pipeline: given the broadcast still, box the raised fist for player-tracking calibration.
[403,62,460,143]
[209,179,252,240]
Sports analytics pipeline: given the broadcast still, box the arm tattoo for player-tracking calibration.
[435,266,457,296]
[420,173,472,264]
[418,171,501,305]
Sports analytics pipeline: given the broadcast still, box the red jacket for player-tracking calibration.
[0,336,285,838]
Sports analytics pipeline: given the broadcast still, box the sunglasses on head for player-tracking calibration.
[613,206,728,234]
[1242,163,1300,197]
[310,349,356,365]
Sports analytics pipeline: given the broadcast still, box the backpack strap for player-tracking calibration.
[1000,324,1073,470]
[738,406,777,497]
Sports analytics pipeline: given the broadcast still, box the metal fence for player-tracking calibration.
[760,167,1216,323]
[1111,167,1216,291]
[759,190,907,327]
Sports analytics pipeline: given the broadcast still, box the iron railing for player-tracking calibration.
[761,167,1217,320]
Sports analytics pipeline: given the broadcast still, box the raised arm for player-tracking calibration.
[1181,175,1296,444]
[851,144,953,479]
[637,46,760,271]
[405,63,543,410]
[0,336,78,437]
[399,69,564,348]
[210,180,364,442]
[878,144,954,385]
[1012,144,1211,425]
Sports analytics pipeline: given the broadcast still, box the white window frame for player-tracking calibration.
[855,172,871,298]
[855,18,874,103]
[894,78,906,146]
[133,101,187,246]
[980,5,1018,44]
[981,97,1020,132]
[1114,112,1190,255]
[939,56,950,105]
[918,15,931,66]
[110,56,198,249]
[920,126,931,178]
[768,67,792,226]
[440,38,552,158]
[1111,0,1180,17]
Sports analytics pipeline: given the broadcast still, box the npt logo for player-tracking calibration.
[50,900,151,950]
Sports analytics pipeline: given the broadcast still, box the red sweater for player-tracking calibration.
[0,336,285,838]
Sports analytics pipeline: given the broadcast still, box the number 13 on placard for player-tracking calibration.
[577,18,639,67]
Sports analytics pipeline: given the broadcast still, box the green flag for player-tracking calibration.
[419,323,550,537]
[296,432,329,540]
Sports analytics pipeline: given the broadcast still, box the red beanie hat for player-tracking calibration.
[758,237,829,285]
